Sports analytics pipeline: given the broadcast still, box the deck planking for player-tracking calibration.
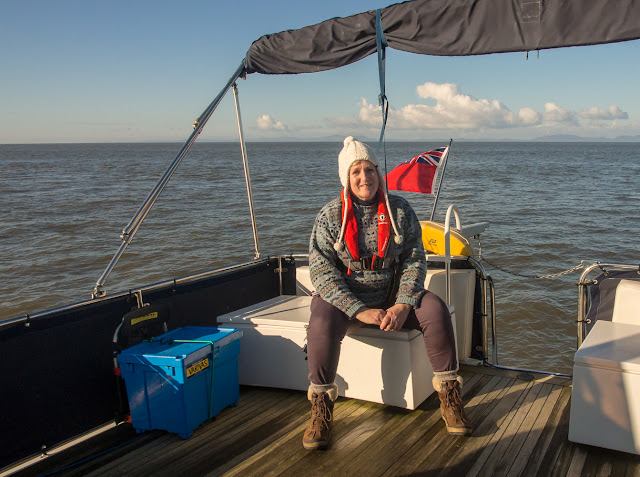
[8,364,640,477]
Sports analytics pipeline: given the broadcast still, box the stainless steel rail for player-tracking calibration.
[93,61,247,298]
[5,257,272,329]
[425,254,496,364]
[576,261,640,347]
[232,82,260,259]
[466,256,497,364]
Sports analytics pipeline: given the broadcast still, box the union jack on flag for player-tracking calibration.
[413,147,447,167]
[385,146,449,194]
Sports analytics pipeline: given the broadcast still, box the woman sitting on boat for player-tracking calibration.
[304,136,472,450]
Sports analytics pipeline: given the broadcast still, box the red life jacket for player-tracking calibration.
[339,189,394,273]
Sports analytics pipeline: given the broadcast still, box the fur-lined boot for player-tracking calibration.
[433,376,473,436]
[302,383,338,450]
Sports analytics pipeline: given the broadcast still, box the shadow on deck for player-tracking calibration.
[8,364,640,476]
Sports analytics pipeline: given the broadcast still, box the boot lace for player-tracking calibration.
[443,383,464,415]
[310,394,331,430]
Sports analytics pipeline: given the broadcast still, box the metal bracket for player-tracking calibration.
[131,290,148,308]
[92,286,105,300]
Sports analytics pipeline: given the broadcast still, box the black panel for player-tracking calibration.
[0,259,282,468]
[585,270,640,334]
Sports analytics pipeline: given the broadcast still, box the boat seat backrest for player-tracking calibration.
[612,279,640,325]
[117,303,170,351]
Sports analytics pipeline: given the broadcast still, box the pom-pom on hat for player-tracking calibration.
[334,136,403,253]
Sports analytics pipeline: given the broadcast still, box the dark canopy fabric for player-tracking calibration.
[245,0,640,75]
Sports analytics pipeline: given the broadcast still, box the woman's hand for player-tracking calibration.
[380,304,411,331]
[354,307,386,325]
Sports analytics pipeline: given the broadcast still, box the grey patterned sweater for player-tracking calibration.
[309,194,427,318]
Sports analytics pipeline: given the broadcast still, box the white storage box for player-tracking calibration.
[569,320,640,454]
[295,265,475,361]
[216,295,438,409]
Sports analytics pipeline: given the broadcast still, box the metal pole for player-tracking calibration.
[577,282,586,348]
[467,256,495,363]
[429,138,453,221]
[232,83,261,259]
[482,276,489,361]
[488,275,498,364]
[93,61,247,298]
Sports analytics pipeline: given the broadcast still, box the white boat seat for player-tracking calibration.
[295,264,475,362]
[569,320,640,455]
[217,295,440,409]
[569,272,640,455]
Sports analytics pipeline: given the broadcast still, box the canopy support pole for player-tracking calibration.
[375,8,389,157]
[232,82,260,259]
[92,61,247,298]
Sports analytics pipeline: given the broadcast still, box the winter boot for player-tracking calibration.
[302,383,338,450]
[433,376,473,436]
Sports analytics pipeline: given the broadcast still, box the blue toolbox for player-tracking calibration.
[118,326,242,438]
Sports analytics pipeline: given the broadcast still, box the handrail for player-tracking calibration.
[425,254,497,364]
[466,256,496,363]
[443,204,461,305]
[92,61,247,298]
[438,204,498,364]
[576,261,640,347]
[5,256,275,329]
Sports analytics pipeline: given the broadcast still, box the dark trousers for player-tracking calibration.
[307,291,458,385]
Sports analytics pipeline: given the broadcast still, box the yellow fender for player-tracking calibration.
[420,221,474,257]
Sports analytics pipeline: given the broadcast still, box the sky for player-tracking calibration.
[2,0,640,144]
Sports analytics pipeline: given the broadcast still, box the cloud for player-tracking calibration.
[518,107,542,125]
[256,114,287,131]
[358,82,541,130]
[337,82,633,140]
[578,105,628,120]
[543,103,577,123]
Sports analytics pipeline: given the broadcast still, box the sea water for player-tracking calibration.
[1,141,638,374]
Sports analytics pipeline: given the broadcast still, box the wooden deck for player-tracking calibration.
[9,364,640,476]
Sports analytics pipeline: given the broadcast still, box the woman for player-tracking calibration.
[303,136,472,450]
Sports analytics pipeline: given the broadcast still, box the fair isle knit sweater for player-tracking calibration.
[309,193,427,318]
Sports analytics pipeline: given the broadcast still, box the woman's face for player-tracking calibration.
[349,160,379,201]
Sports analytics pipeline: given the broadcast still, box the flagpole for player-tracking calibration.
[429,138,453,221]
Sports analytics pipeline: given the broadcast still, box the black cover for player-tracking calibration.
[585,270,640,334]
[245,0,640,75]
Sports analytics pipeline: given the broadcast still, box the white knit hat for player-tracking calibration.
[338,136,384,189]
[334,136,403,253]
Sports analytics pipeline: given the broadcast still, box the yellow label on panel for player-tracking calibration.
[186,358,210,378]
[130,312,158,326]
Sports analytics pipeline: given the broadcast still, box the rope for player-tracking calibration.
[479,257,585,280]
[166,339,216,419]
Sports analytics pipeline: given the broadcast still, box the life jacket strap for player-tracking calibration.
[343,255,396,272]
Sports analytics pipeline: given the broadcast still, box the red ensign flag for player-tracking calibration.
[385,147,448,194]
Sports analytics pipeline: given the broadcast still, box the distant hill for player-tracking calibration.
[533,134,640,142]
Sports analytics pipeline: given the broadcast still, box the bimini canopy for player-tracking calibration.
[245,0,640,75]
